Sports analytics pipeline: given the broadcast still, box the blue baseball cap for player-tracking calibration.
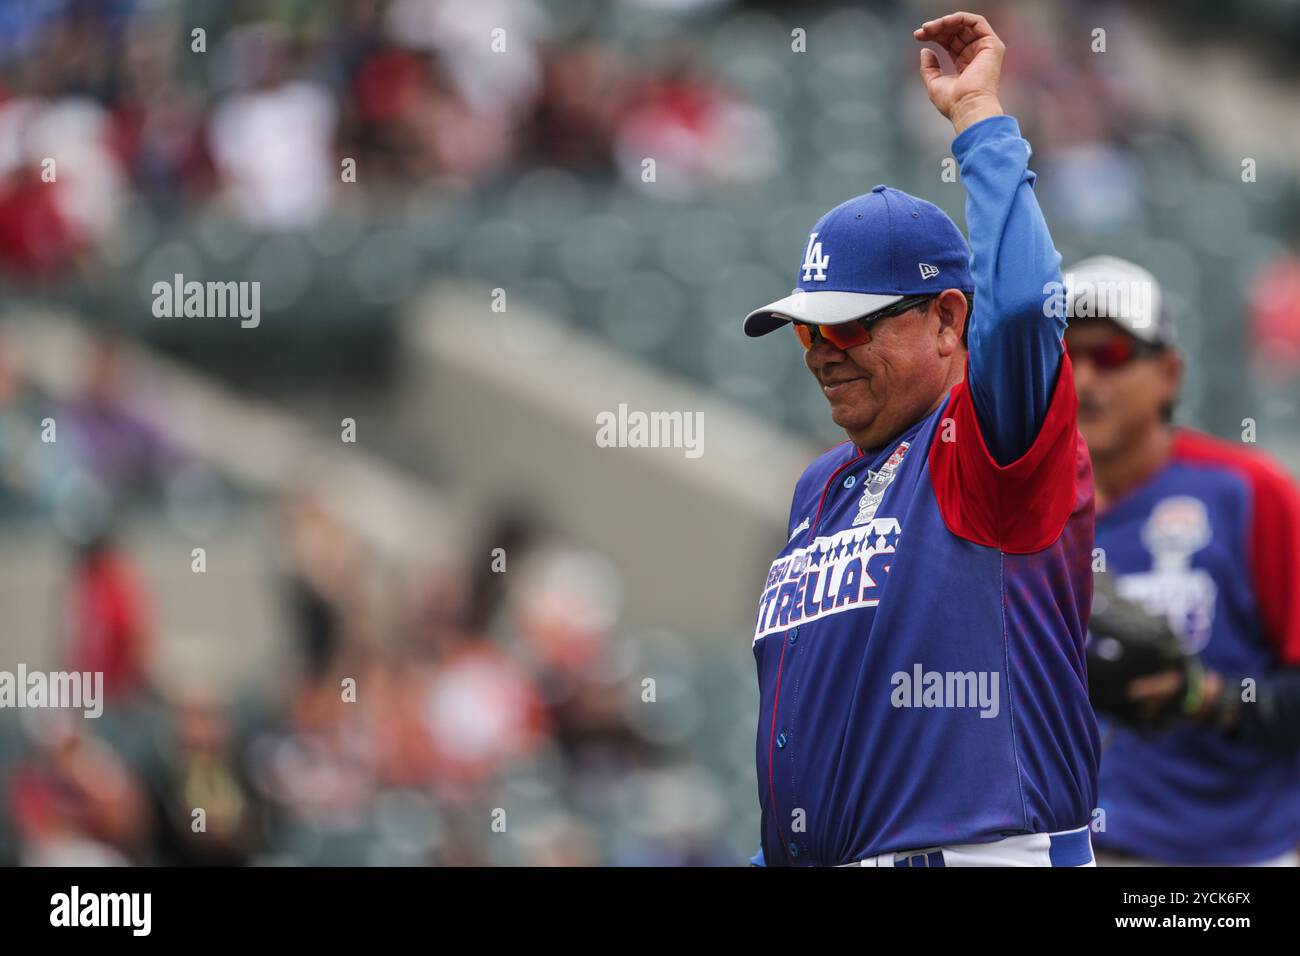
[744,185,974,337]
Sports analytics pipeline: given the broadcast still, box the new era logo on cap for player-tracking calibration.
[744,185,974,337]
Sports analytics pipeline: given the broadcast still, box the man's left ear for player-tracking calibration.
[934,289,969,354]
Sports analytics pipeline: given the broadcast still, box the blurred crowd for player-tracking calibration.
[3,524,735,867]
[0,328,186,528]
[1,0,1296,409]
[0,327,738,866]
[0,0,779,279]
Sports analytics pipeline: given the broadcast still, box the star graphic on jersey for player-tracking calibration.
[884,529,900,550]
[850,535,864,555]
[833,541,845,560]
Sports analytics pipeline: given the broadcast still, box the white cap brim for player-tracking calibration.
[743,291,904,337]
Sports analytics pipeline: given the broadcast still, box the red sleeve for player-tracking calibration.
[928,352,1090,554]
[1173,430,1300,664]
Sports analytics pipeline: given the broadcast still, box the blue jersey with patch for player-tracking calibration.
[752,116,1099,866]
[1093,429,1300,864]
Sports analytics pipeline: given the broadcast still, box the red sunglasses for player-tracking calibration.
[792,295,936,351]
[1065,335,1151,371]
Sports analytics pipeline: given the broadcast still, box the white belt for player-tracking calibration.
[839,825,1095,867]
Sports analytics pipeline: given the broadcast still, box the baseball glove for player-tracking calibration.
[1086,571,1205,729]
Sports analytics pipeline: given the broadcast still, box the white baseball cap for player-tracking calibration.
[1064,256,1174,346]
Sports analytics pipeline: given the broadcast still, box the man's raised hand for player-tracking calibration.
[915,12,1005,134]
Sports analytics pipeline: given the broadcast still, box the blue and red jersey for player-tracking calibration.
[751,116,1100,866]
[1093,429,1300,863]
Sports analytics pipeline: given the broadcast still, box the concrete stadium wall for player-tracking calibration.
[398,281,818,639]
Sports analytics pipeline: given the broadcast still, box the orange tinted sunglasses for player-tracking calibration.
[791,295,936,351]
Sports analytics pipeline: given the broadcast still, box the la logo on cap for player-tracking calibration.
[802,233,829,282]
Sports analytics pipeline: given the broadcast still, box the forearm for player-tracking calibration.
[953,113,1065,464]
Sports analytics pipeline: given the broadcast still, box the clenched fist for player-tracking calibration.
[914,12,1005,134]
